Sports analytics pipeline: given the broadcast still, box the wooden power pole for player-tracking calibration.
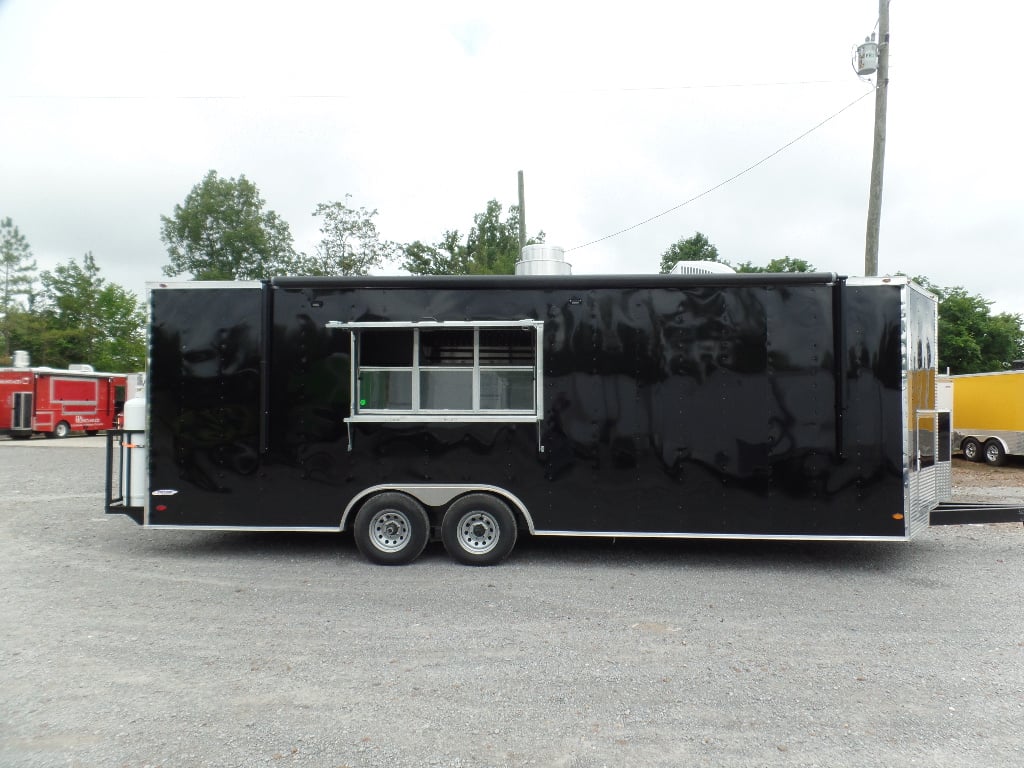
[864,0,890,277]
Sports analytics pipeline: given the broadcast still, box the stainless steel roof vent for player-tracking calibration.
[516,244,572,276]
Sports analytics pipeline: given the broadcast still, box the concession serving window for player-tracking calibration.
[326,320,545,436]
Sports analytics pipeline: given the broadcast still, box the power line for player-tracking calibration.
[585,80,846,93]
[566,89,875,253]
[0,79,847,101]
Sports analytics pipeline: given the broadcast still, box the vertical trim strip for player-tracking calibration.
[259,282,272,453]
[832,278,847,458]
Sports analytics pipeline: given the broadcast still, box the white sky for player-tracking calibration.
[2,0,1022,318]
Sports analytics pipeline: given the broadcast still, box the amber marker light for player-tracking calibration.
[892,513,904,520]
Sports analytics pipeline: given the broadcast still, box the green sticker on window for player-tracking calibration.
[359,399,367,406]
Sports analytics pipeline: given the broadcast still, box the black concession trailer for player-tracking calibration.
[105,271,1020,565]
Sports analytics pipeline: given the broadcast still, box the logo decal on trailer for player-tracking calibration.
[151,489,179,496]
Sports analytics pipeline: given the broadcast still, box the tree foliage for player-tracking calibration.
[401,231,470,276]
[659,233,815,274]
[401,200,543,276]
[0,220,144,371]
[294,197,397,276]
[160,170,297,280]
[465,200,528,275]
[1,216,38,357]
[915,278,1024,373]
[659,232,720,274]
[38,252,146,371]
[734,256,815,273]
[1,216,36,310]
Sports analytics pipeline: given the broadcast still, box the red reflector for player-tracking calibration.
[155,504,168,512]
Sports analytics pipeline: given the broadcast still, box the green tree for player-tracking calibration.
[659,232,720,274]
[1,216,38,359]
[160,170,297,280]
[915,278,1024,373]
[402,200,542,276]
[734,256,815,273]
[39,252,146,371]
[465,200,522,275]
[294,196,397,276]
[2,306,50,365]
[401,231,471,276]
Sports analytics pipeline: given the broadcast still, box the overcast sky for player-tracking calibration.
[2,0,1022,318]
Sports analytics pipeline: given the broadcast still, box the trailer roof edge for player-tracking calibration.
[270,272,842,290]
[146,280,263,290]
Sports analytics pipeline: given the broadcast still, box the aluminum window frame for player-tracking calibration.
[326,319,544,425]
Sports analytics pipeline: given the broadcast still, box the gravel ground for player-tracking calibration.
[951,454,1024,502]
[1,438,1023,768]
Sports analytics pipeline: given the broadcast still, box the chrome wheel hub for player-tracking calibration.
[369,510,412,553]
[457,511,499,554]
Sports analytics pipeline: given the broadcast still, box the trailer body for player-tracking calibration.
[946,370,1024,465]
[106,272,960,562]
[1,367,128,438]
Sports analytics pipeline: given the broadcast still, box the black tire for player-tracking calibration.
[441,493,518,566]
[352,492,430,566]
[962,437,982,462]
[52,421,71,439]
[983,439,1007,467]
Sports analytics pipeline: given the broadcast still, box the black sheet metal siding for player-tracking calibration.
[148,286,265,526]
[147,275,906,537]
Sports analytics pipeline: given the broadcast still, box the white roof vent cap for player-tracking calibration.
[669,260,736,275]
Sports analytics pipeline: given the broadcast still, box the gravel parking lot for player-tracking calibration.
[2,437,1023,767]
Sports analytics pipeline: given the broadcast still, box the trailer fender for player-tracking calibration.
[341,484,535,535]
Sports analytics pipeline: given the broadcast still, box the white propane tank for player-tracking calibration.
[121,395,148,508]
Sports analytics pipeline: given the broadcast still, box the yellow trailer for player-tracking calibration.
[948,370,1024,465]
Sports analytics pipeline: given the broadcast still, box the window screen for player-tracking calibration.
[351,323,539,418]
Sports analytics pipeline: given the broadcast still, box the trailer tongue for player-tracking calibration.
[931,502,1024,526]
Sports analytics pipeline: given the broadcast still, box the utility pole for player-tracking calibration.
[864,0,890,277]
[517,170,526,250]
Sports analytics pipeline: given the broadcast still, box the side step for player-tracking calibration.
[931,502,1024,527]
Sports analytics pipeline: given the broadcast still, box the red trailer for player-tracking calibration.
[0,366,128,439]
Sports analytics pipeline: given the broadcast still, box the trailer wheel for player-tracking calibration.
[352,492,430,566]
[961,437,982,462]
[442,494,518,566]
[983,439,1007,467]
[52,421,71,439]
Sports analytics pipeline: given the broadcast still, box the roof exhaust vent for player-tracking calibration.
[12,350,30,368]
[516,244,572,276]
[669,261,736,275]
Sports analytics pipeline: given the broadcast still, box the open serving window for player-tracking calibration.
[326,320,545,442]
